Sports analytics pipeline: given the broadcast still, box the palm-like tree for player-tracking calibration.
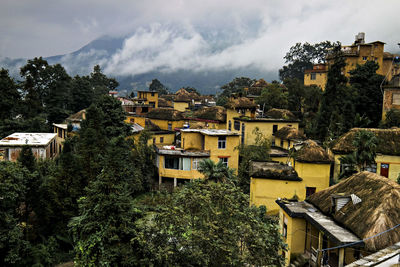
[198,159,235,183]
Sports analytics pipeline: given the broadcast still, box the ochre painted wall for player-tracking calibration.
[182,132,203,150]
[233,120,299,145]
[148,119,185,131]
[173,102,189,112]
[125,115,146,127]
[250,162,330,213]
[304,72,327,90]
[158,155,205,179]
[204,135,240,171]
[279,208,307,266]
[250,178,303,214]
[333,153,400,181]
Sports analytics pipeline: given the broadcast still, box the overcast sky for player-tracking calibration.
[1,0,400,75]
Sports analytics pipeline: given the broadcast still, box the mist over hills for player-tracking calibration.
[0,25,279,95]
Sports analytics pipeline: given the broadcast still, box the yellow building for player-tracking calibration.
[136,90,159,108]
[304,64,328,90]
[250,140,332,214]
[277,171,400,266]
[232,108,300,145]
[304,33,400,90]
[156,129,240,187]
[173,101,190,112]
[382,75,400,120]
[225,96,257,131]
[53,123,68,152]
[273,126,306,150]
[186,106,227,130]
[145,108,185,131]
[331,128,400,181]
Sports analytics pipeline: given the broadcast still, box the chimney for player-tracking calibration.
[354,32,365,45]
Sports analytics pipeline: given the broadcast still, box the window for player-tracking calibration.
[393,93,400,105]
[153,138,156,144]
[130,118,135,123]
[151,92,155,97]
[168,123,172,131]
[218,136,226,149]
[58,129,62,138]
[363,56,368,61]
[228,121,232,131]
[164,156,191,170]
[160,137,164,143]
[149,101,156,108]
[306,187,316,198]
[280,139,284,147]
[234,121,240,131]
[273,125,278,134]
[219,157,228,167]
[310,73,316,80]
[192,158,201,170]
[165,156,180,169]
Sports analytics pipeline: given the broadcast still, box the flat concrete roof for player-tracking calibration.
[52,123,68,130]
[0,133,57,147]
[277,200,363,246]
[155,145,210,157]
[181,129,240,136]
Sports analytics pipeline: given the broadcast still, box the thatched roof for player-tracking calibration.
[157,98,172,107]
[295,140,333,163]
[250,161,302,181]
[225,97,257,109]
[264,108,298,120]
[307,171,400,251]
[192,106,226,122]
[145,119,162,131]
[174,88,201,102]
[66,109,86,122]
[146,108,184,121]
[274,126,306,141]
[331,128,400,156]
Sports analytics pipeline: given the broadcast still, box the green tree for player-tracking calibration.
[198,158,235,183]
[315,46,356,141]
[184,86,200,95]
[69,75,94,113]
[148,78,169,95]
[339,130,378,178]
[70,137,142,266]
[256,83,288,113]
[17,146,36,172]
[349,61,385,127]
[237,127,270,193]
[0,68,20,121]
[135,180,286,266]
[0,162,29,266]
[279,41,339,81]
[382,108,400,128]
[90,65,119,101]
[219,77,255,99]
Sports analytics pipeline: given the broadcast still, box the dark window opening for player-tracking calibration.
[218,136,226,149]
[234,121,240,131]
[273,125,278,134]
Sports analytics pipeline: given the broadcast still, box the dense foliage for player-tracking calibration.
[134,180,286,266]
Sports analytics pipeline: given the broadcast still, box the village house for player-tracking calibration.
[0,133,59,161]
[135,90,158,108]
[185,106,227,130]
[232,108,300,145]
[382,74,400,120]
[273,126,306,151]
[277,171,400,267]
[65,109,86,131]
[155,129,240,187]
[250,140,332,214]
[304,33,400,90]
[225,96,257,131]
[331,127,400,181]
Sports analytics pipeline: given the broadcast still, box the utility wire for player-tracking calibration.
[319,222,400,252]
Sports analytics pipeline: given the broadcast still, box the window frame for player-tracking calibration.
[218,136,226,149]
